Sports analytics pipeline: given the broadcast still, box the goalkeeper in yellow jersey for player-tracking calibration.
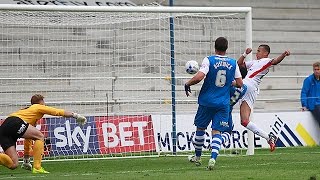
[0,94,87,174]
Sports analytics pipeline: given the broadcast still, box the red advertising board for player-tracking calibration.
[95,115,156,154]
[1,115,156,157]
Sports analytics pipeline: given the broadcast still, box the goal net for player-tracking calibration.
[0,5,252,160]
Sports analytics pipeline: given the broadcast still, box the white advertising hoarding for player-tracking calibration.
[152,111,320,152]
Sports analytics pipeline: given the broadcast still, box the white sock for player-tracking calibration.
[246,121,269,140]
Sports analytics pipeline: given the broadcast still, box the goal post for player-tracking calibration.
[0,5,253,160]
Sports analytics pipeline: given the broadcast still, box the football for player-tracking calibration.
[185,60,199,74]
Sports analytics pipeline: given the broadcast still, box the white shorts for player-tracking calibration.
[239,82,259,110]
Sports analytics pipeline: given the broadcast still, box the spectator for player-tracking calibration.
[301,62,320,125]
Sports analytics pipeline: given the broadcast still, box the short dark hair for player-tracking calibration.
[215,37,228,52]
[31,94,44,105]
[259,44,270,54]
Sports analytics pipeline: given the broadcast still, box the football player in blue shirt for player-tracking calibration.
[184,37,243,170]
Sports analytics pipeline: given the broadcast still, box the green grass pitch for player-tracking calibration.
[0,146,319,180]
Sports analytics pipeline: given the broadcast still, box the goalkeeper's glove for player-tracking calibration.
[73,113,87,125]
[184,83,191,97]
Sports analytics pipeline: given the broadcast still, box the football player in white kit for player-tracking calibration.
[238,45,290,152]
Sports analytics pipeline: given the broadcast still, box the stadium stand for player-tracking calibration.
[149,0,320,111]
[0,0,319,114]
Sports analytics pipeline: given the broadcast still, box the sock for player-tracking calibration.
[0,153,14,169]
[24,139,33,159]
[246,121,269,140]
[194,130,205,157]
[211,133,222,160]
[221,132,230,145]
[24,157,30,164]
[33,140,44,170]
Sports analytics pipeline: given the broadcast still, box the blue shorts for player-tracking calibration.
[194,104,230,132]
[226,110,234,133]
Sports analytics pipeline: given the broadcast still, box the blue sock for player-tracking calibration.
[211,133,222,160]
[194,130,205,157]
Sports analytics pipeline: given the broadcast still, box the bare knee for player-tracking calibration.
[30,130,44,141]
[196,128,206,131]
[241,119,250,127]
[10,165,18,170]
[36,132,44,141]
[9,161,19,170]
[23,125,44,141]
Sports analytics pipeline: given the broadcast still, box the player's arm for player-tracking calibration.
[238,48,252,68]
[185,71,205,97]
[184,57,208,96]
[38,105,87,125]
[271,50,290,65]
[233,63,243,88]
[186,72,205,87]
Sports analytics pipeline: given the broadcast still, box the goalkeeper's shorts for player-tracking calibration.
[0,116,29,151]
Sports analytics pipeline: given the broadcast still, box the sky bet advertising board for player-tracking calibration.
[46,115,156,156]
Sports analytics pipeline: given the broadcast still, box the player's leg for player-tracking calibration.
[221,111,234,146]
[240,101,269,139]
[207,105,229,170]
[0,153,14,169]
[208,130,221,170]
[21,139,33,171]
[0,134,15,169]
[188,127,205,166]
[240,100,277,151]
[22,125,49,173]
[188,105,211,166]
[0,117,27,169]
[2,146,19,169]
[239,85,269,139]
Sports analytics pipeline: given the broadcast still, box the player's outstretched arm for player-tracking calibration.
[64,111,87,125]
[272,50,290,65]
[38,105,87,125]
[238,48,252,68]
